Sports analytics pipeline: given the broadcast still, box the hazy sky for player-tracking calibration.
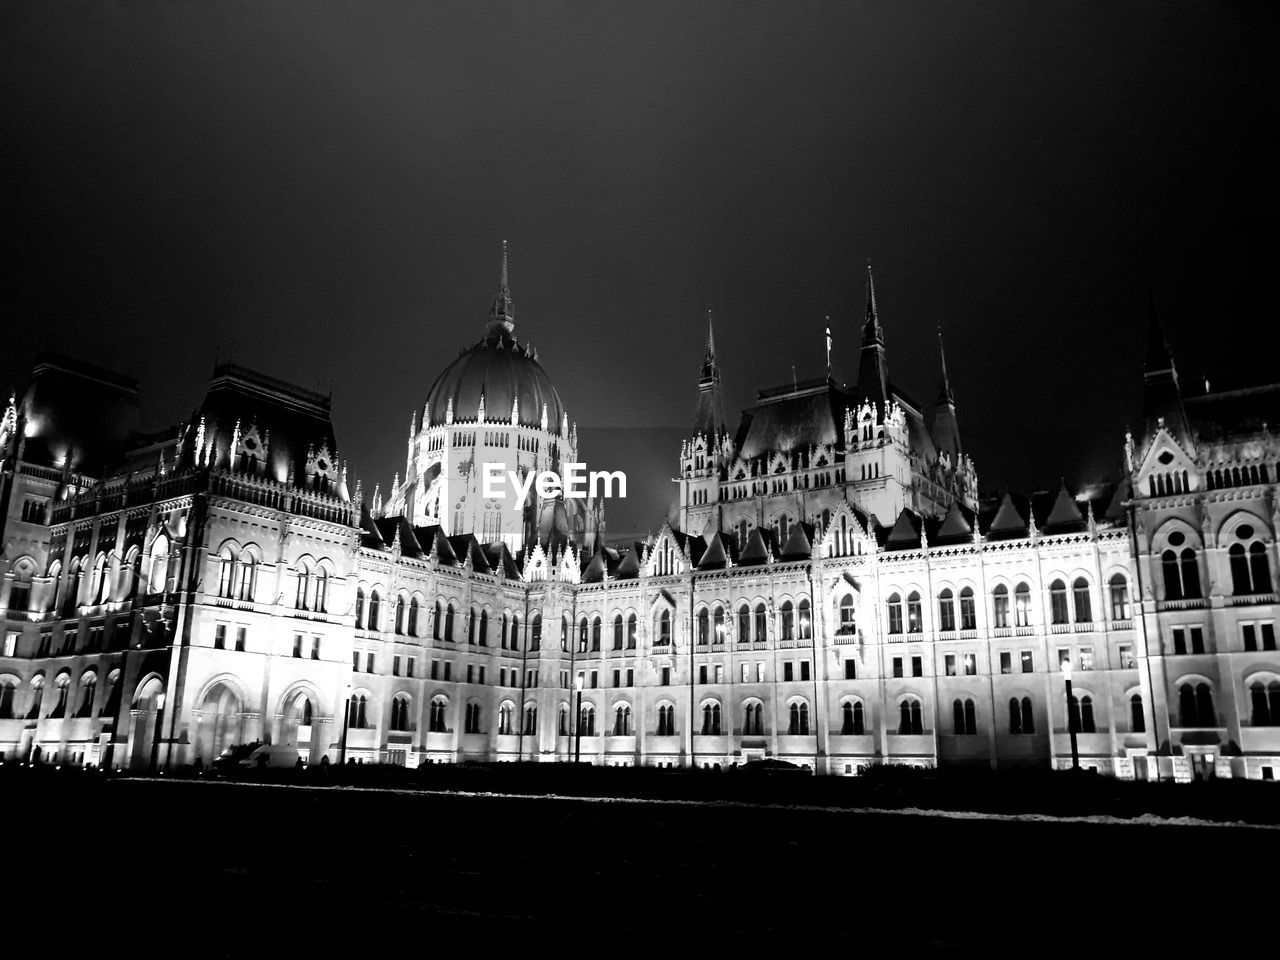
[2,1,1275,535]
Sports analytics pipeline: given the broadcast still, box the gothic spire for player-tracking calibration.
[931,324,962,460]
[487,240,515,337]
[1142,291,1192,448]
[936,324,954,405]
[856,263,890,406]
[693,304,725,437]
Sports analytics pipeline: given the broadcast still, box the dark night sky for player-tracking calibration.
[2,1,1276,537]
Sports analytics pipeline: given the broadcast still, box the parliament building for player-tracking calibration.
[2,249,1278,781]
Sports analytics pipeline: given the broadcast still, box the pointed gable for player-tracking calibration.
[986,493,1028,541]
[1043,483,1085,532]
[737,526,772,566]
[613,544,642,580]
[935,499,973,543]
[780,520,814,560]
[885,507,922,550]
[697,534,729,570]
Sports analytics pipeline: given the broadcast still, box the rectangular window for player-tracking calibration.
[311,636,321,660]
[431,660,439,680]
[800,660,811,681]
[1263,623,1277,651]
[963,653,976,676]
[214,624,227,650]
[393,655,402,677]
[613,669,621,688]
[500,668,507,687]
[1057,648,1070,671]
[627,669,635,686]
[912,656,923,677]
[1243,624,1257,652]
[714,665,723,683]
[576,671,585,689]
[999,651,1012,674]
[235,627,246,652]
[1174,626,1188,655]
[365,652,374,673]
[479,666,485,685]
[742,663,751,683]
[892,656,903,678]
[662,667,671,686]
[293,634,303,658]
[590,670,597,689]
[1118,645,1135,669]
[1020,650,1033,673]
[699,665,708,684]
[944,654,957,677]
[353,651,361,670]
[845,659,857,680]
[444,662,452,681]
[467,664,474,684]
[1190,626,1205,655]
[784,662,794,682]
[407,656,415,678]
[1079,647,1094,671]
[756,663,766,683]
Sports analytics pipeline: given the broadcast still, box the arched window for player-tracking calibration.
[218,548,235,598]
[236,553,257,603]
[579,703,596,736]
[959,587,976,630]
[432,601,442,639]
[348,695,369,729]
[1077,695,1095,733]
[797,598,812,640]
[839,595,856,635]
[841,701,865,735]
[498,702,514,735]
[295,563,311,610]
[1195,683,1214,727]
[743,701,764,736]
[367,590,383,631]
[1250,682,1280,727]
[787,701,810,735]
[90,554,109,605]
[937,589,955,632]
[525,704,539,736]
[390,695,411,731]
[613,614,624,650]
[779,600,794,641]
[464,702,482,734]
[1109,575,1130,621]
[149,537,170,595]
[0,679,16,720]
[696,607,709,645]
[443,604,455,641]
[76,673,97,718]
[1130,693,1145,732]
[479,610,489,646]
[408,597,420,636]
[657,609,671,646]
[701,702,722,735]
[429,699,448,733]
[590,615,601,651]
[886,593,903,634]
[906,592,922,633]
[1014,582,1032,627]
[613,704,632,736]
[712,604,725,641]
[1049,580,1069,625]
[753,602,767,641]
[1180,548,1201,599]
[1009,697,1022,734]
[952,698,976,735]
[355,588,366,628]
[898,699,923,735]
[578,616,588,652]
[625,613,636,649]
[1072,577,1092,623]
[509,615,520,651]
[531,613,543,650]
[737,604,751,642]
[311,567,326,612]
[471,607,481,645]
[992,585,1009,629]
[394,596,406,635]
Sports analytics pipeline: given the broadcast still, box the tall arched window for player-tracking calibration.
[1109,574,1130,620]
[712,605,725,640]
[1130,693,1145,732]
[1072,577,1092,623]
[590,616,601,651]
[613,614,624,650]
[697,608,710,645]
[408,597,420,636]
[498,702,514,735]
[532,613,544,650]
[886,593,903,634]
[1180,548,1201,599]
[509,615,520,651]
[992,585,1009,629]
[218,548,235,598]
[625,613,635,649]
[311,567,325,611]
[479,610,489,646]
[1078,695,1096,733]
[898,699,923,735]
[701,702,722,735]
[525,704,539,736]
[743,702,764,736]
[295,563,311,610]
[657,609,671,646]
[432,601,442,639]
[753,603,767,641]
[839,595,856,635]
[1009,697,1022,734]
[355,588,366,628]
[91,554,109,605]
[906,592,922,633]
[797,598,812,640]
[779,600,795,641]
[787,701,809,735]
[149,536,170,595]
[390,695,411,731]
[367,591,381,631]
[841,701,865,735]
[1049,580,1069,624]
[580,703,596,736]
[1014,582,1032,627]
[429,698,447,733]
[443,604,454,641]
[0,679,15,720]
[737,604,751,642]
[1195,683,1214,727]
[394,596,406,635]
[952,698,976,735]
[937,589,955,632]
[959,587,976,630]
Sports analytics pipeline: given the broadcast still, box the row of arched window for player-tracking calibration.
[886,576,1130,634]
[0,670,122,722]
[1205,463,1271,490]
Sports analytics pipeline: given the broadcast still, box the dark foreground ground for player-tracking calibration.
[6,768,1276,953]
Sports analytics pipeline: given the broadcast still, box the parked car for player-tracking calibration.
[211,741,262,774]
[739,758,809,775]
[239,743,301,769]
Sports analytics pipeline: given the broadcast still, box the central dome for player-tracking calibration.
[424,332,566,429]
[422,243,566,430]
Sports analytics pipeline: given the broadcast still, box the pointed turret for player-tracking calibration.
[931,325,962,461]
[856,264,890,406]
[692,305,725,436]
[1142,292,1192,447]
[487,240,515,338]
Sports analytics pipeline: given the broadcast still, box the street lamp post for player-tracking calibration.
[1062,660,1079,771]
[149,692,166,774]
[574,674,584,765]
[339,682,352,767]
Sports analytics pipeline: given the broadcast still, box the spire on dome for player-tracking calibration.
[1142,291,1192,448]
[693,303,725,437]
[487,240,515,337]
[856,263,890,406]
[936,325,954,405]
[931,323,962,461]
